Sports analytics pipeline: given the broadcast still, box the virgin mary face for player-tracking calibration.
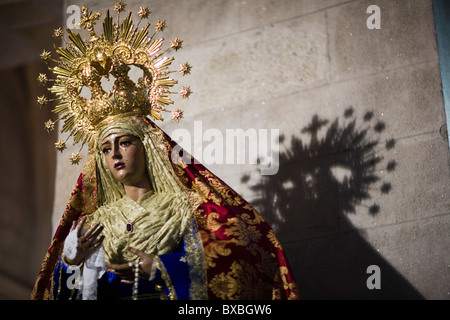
[101,133,147,186]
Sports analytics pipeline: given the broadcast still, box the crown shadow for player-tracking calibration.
[243,108,423,299]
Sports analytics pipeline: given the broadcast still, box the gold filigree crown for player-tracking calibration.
[37,2,192,164]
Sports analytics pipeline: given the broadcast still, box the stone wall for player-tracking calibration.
[45,0,449,299]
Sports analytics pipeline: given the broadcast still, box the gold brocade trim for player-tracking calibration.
[201,232,233,268]
[153,256,177,300]
[183,219,208,299]
[71,153,97,213]
[50,260,57,300]
[270,266,299,300]
[187,190,205,211]
[171,162,190,186]
[199,170,244,207]
[197,204,299,299]
[208,260,272,300]
[199,208,267,268]
[97,112,145,130]
[267,230,282,249]
[191,168,254,209]
[223,217,262,246]
[272,287,281,300]
[192,177,222,205]
[279,266,299,299]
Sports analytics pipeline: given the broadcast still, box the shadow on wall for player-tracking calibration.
[242,107,424,299]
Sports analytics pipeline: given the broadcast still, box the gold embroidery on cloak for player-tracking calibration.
[199,170,243,206]
[208,260,269,299]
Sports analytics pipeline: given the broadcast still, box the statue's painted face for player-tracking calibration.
[101,133,147,186]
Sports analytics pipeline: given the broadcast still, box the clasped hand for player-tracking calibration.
[106,247,154,283]
[66,217,154,282]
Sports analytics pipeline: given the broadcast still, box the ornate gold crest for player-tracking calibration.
[37,2,192,164]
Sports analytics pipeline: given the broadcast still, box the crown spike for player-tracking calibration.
[132,25,150,49]
[103,10,114,43]
[120,12,133,40]
[67,29,87,54]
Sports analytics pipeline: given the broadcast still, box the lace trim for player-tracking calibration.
[62,227,106,300]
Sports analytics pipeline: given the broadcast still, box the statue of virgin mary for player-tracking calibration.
[30,2,298,301]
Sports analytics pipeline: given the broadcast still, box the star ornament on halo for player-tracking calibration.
[40,50,51,63]
[179,86,192,99]
[55,139,67,152]
[53,27,63,38]
[70,152,82,165]
[37,73,48,86]
[172,109,184,122]
[114,1,126,13]
[170,37,183,51]
[154,19,166,32]
[44,120,55,133]
[179,62,192,76]
[37,95,49,107]
[137,6,151,19]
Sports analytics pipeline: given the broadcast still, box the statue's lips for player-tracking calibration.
[114,162,125,169]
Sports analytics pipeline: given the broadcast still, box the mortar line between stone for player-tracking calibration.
[187,57,440,122]
[291,58,440,97]
[182,0,360,48]
[280,211,450,246]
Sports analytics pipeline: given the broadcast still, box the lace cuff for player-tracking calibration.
[62,226,106,300]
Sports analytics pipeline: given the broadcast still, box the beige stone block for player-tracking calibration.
[158,0,241,44]
[171,9,329,117]
[240,59,445,152]
[327,0,438,81]
[143,0,348,45]
[72,0,238,45]
[159,108,263,196]
[329,61,446,138]
[238,0,350,31]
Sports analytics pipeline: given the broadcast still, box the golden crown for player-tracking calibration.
[37,2,192,164]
